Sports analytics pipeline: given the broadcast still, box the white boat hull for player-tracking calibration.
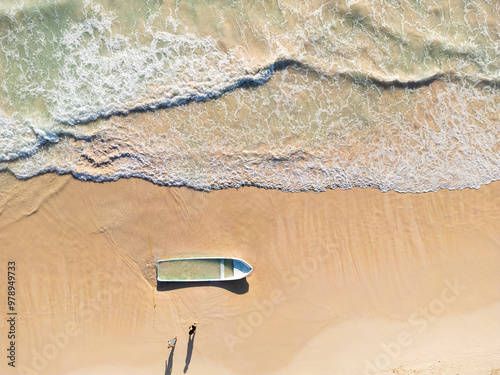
[156,257,253,282]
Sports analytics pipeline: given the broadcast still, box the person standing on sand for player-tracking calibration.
[188,323,197,335]
[168,336,177,348]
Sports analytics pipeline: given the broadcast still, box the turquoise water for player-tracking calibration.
[0,0,498,192]
[157,259,234,281]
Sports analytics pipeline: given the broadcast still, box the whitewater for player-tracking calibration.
[0,0,498,192]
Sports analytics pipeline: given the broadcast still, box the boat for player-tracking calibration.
[156,257,253,282]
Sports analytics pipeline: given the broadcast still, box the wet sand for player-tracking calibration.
[0,173,499,375]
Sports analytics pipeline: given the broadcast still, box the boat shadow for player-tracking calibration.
[157,277,249,294]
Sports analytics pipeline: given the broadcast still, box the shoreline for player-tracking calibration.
[2,168,500,194]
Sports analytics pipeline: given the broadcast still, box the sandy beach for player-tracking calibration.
[0,173,499,375]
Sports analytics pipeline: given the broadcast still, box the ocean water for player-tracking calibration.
[0,0,498,192]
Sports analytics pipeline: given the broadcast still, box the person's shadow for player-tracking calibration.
[183,332,196,373]
[165,346,175,375]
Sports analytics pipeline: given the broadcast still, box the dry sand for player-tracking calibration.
[0,173,499,375]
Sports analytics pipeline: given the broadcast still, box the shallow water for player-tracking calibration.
[0,0,498,192]
[157,258,233,281]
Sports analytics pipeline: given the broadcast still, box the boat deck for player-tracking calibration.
[157,258,234,281]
